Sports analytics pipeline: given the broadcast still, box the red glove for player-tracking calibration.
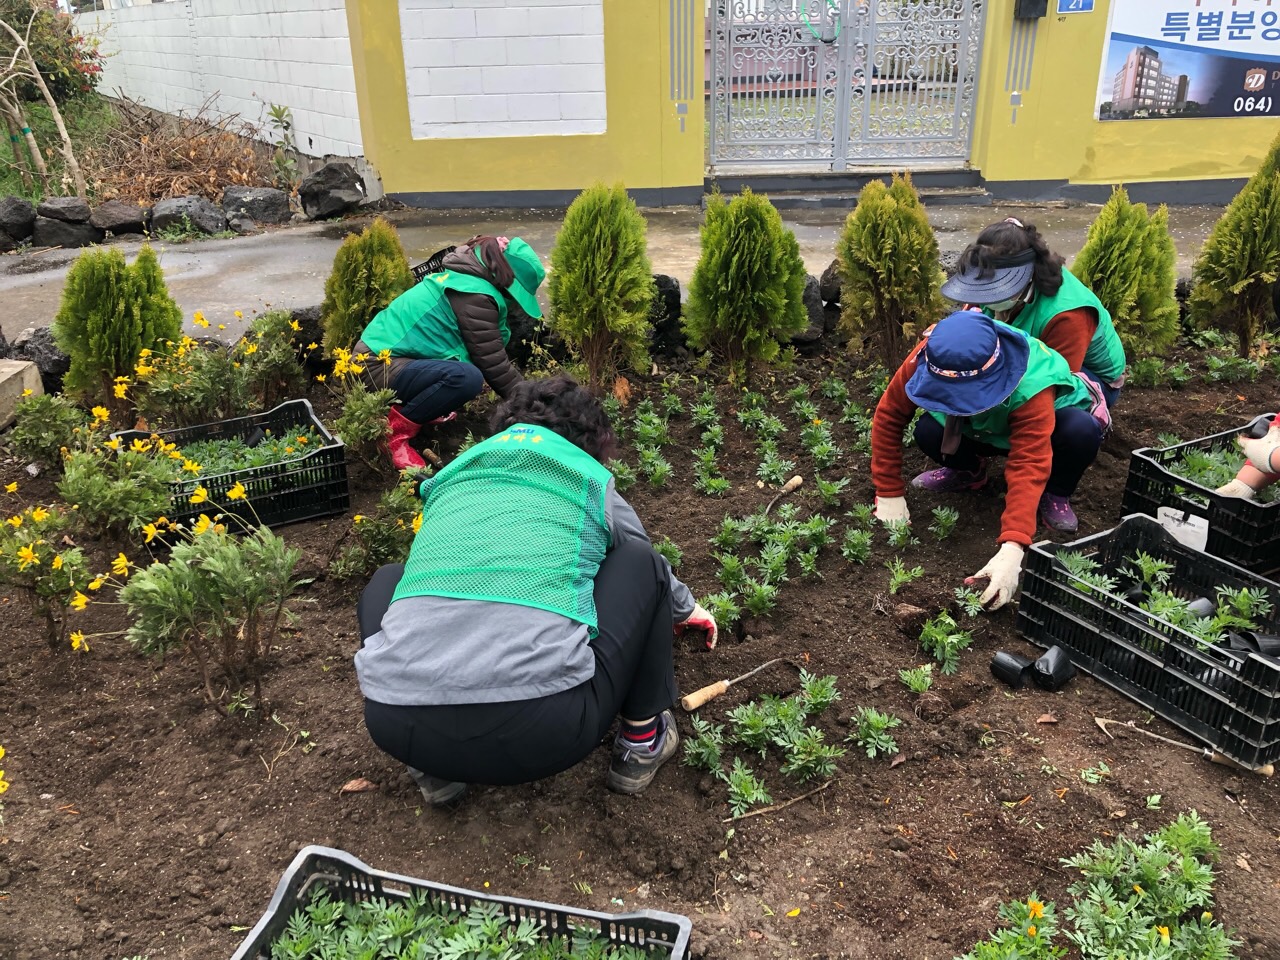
[676,602,719,649]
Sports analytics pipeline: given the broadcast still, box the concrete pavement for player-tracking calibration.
[0,202,1226,341]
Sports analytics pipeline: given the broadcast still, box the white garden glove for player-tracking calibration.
[676,602,719,650]
[1237,426,1280,474]
[965,542,1026,611]
[1215,477,1258,500]
[874,495,910,525]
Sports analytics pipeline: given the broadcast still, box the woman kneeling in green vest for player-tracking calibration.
[354,376,718,806]
[871,312,1109,610]
[939,218,1125,533]
[355,235,544,471]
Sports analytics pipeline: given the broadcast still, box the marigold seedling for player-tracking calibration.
[653,537,682,569]
[898,664,934,693]
[798,669,841,713]
[683,716,725,775]
[726,757,772,817]
[954,586,985,618]
[848,706,900,759]
[741,578,780,617]
[886,557,924,594]
[779,726,845,783]
[814,474,850,507]
[700,591,742,634]
[841,528,873,565]
[819,377,849,406]
[885,520,920,549]
[918,612,973,674]
[928,506,960,541]
[757,450,796,486]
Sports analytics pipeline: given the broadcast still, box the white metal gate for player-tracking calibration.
[708,0,986,168]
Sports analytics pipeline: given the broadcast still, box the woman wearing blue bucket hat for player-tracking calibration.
[870,312,1107,609]
[355,235,546,470]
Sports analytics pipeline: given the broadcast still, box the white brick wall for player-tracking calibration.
[77,0,362,157]
[400,0,606,140]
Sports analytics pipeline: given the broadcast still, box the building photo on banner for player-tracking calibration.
[1096,0,1280,121]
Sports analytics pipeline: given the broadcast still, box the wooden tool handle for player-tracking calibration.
[1209,753,1274,777]
[681,680,730,712]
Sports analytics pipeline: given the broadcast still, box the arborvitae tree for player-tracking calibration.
[1190,130,1280,356]
[52,243,182,416]
[321,217,414,354]
[548,182,655,390]
[1070,186,1179,357]
[836,173,944,368]
[682,188,807,381]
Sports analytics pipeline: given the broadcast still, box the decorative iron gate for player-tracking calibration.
[708,0,985,168]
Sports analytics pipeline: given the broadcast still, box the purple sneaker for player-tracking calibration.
[1039,493,1078,533]
[911,465,988,493]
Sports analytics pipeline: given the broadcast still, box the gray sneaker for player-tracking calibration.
[607,710,679,795]
[406,766,467,807]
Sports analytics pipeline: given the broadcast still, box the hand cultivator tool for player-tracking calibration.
[680,657,798,711]
[1094,716,1274,777]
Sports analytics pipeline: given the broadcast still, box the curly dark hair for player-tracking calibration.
[489,375,617,462]
[956,218,1066,298]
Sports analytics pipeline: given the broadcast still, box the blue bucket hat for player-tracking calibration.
[906,312,1030,417]
[941,248,1036,306]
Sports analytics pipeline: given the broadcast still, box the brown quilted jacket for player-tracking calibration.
[441,243,525,398]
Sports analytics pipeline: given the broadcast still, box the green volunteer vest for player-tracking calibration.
[1005,271,1126,384]
[392,424,614,634]
[360,270,511,362]
[927,322,1094,451]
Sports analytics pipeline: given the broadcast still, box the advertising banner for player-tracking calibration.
[1095,0,1280,120]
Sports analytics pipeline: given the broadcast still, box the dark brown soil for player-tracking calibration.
[2,352,1279,960]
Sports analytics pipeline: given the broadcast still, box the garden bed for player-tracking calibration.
[1,351,1279,960]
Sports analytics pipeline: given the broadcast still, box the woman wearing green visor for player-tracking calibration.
[355,235,545,470]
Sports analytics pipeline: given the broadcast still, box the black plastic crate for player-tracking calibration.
[1120,414,1280,573]
[412,244,457,283]
[114,400,349,530]
[231,845,692,960]
[1016,515,1280,771]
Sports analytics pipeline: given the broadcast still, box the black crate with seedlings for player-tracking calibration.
[113,399,349,531]
[1017,515,1280,772]
[1121,414,1280,573]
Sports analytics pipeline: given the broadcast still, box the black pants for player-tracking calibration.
[914,407,1103,498]
[359,540,678,785]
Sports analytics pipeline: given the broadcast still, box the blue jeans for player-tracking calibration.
[391,359,484,424]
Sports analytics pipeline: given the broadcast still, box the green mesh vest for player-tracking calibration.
[360,270,511,361]
[393,424,614,634]
[1006,271,1126,384]
[927,322,1094,450]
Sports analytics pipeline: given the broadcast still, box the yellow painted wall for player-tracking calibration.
[344,0,703,197]
[972,0,1280,186]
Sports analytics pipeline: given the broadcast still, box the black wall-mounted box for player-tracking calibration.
[1014,0,1049,17]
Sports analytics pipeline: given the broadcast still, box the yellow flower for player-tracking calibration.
[21,388,32,397]
[139,348,152,358]
[6,516,21,528]
[227,482,247,500]
[349,363,365,375]
[91,405,109,421]
[192,514,213,535]
[70,630,89,652]
[130,438,151,453]
[87,577,105,591]
[111,553,131,576]
[245,342,259,355]
[193,311,209,328]
[168,450,183,461]
[378,349,392,365]
[297,436,308,445]
[4,481,15,493]
[189,486,209,504]
[315,374,326,383]
[1157,926,1170,946]
[135,363,155,378]
[290,319,301,332]
[182,459,201,474]
[113,382,128,399]
[1132,884,1144,895]
[70,591,89,610]
[1027,900,1044,920]
[353,514,365,523]
[412,513,423,533]
[0,776,7,795]
[52,554,63,570]
[142,523,159,543]
[218,324,226,330]
[1026,925,1037,938]
[0,745,4,760]
[30,506,49,522]
[103,437,121,451]
[16,544,38,569]
[306,342,319,351]
[284,446,294,454]
[234,310,243,319]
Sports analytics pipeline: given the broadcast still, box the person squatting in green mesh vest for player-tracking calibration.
[353,376,719,807]
[940,218,1125,534]
[355,235,545,471]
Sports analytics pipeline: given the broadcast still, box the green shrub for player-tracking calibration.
[1190,130,1280,355]
[683,189,807,381]
[243,310,310,408]
[321,217,414,354]
[0,503,91,647]
[330,481,422,581]
[548,182,655,389]
[51,244,182,418]
[332,381,396,470]
[119,522,302,714]
[6,393,94,469]
[1070,186,1179,358]
[837,174,945,368]
[57,444,172,535]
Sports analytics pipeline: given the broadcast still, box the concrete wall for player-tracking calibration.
[400,0,607,140]
[76,0,362,158]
